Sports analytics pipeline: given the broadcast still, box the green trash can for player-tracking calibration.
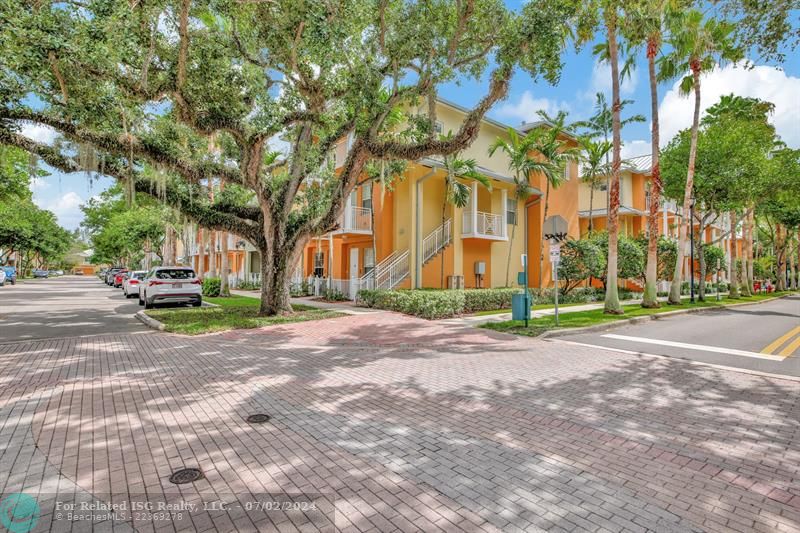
[511,292,530,321]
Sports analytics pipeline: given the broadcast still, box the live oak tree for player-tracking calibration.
[0,0,584,315]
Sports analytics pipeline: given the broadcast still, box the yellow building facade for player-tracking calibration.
[301,99,581,296]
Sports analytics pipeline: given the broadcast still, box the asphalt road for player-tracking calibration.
[0,275,146,342]
[555,294,800,377]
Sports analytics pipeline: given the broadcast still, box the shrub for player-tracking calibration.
[557,238,605,295]
[356,289,465,319]
[462,288,521,313]
[590,231,644,287]
[237,280,261,290]
[202,277,221,297]
[322,288,348,301]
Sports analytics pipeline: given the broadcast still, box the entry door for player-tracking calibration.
[349,248,360,299]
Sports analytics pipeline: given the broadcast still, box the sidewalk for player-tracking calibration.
[230,289,381,315]
[440,292,731,327]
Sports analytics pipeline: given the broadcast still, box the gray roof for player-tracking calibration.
[418,156,544,196]
[624,154,653,174]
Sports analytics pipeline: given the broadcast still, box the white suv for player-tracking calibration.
[138,267,202,309]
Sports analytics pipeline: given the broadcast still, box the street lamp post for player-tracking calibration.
[689,195,696,304]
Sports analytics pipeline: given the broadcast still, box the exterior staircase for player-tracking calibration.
[358,219,451,291]
[421,218,452,266]
[360,249,410,290]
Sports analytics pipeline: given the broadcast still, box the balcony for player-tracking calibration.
[462,210,507,240]
[332,205,373,235]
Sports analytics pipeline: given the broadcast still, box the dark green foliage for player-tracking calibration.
[202,277,221,297]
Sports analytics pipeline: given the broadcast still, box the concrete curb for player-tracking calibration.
[134,311,165,331]
[539,293,795,339]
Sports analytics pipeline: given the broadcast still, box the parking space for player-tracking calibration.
[0,276,145,342]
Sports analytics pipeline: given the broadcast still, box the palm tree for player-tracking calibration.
[528,110,581,287]
[488,128,539,286]
[573,93,645,205]
[659,10,742,304]
[624,0,677,308]
[602,4,625,314]
[439,141,491,288]
[577,137,612,234]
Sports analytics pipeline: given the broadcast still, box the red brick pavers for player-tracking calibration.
[0,312,799,532]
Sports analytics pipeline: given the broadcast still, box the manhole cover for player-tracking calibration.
[168,468,204,484]
[246,414,271,424]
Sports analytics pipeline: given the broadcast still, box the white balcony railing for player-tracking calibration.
[334,206,372,234]
[462,210,506,240]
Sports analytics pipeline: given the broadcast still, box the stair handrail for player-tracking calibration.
[421,218,452,264]
[374,249,410,289]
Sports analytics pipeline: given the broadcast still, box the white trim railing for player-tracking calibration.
[360,249,410,291]
[336,205,372,233]
[422,219,452,264]
[462,210,506,239]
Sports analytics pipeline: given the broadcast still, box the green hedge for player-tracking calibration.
[202,277,221,297]
[357,288,522,319]
[462,288,522,313]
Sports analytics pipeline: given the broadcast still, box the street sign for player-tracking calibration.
[549,243,561,264]
[544,215,569,243]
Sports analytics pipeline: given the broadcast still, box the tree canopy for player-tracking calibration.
[0,0,590,314]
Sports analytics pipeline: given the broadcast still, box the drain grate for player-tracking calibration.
[168,468,204,484]
[246,413,271,424]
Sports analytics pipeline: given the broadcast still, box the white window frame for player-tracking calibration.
[506,198,517,225]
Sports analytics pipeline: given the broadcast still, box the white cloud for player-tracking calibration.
[494,90,571,125]
[620,139,650,161]
[583,60,638,100]
[19,122,58,145]
[34,191,84,230]
[659,64,800,148]
[29,177,50,191]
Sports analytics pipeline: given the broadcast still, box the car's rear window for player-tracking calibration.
[131,271,147,279]
[155,269,195,280]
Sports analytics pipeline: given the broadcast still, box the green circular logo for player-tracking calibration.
[0,493,40,533]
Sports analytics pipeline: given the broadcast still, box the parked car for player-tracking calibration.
[98,268,108,279]
[2,266,16,285]
[105,267,124,285]
[33,269,49,278]
[122,270,148,298]
[139,267,202,309]
[112,269,130,288]
[0,270,5,286]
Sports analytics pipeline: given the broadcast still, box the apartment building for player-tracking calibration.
[577,153,734,283]
[301,98,581,298]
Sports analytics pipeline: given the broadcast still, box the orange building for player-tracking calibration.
[299,98,581,298]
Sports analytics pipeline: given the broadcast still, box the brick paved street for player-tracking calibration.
[1,281,800,532]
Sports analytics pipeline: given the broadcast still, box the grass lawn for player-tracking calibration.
[481,291,797,337]
[145,295,344,335]
[472,301,588,316]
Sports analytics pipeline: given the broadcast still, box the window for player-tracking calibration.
[564,163,571,181]
[314,252,324,277]
[362,185,372,210]
[506,198,517,225]
[364,248,375,275]
[434,121,443,135]
[155,268,196,279]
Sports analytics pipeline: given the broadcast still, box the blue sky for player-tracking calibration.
[26,15,800,231]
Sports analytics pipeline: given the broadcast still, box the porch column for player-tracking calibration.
[328,233,334,290]
[471,181,478,234]
[500,188,508,238]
